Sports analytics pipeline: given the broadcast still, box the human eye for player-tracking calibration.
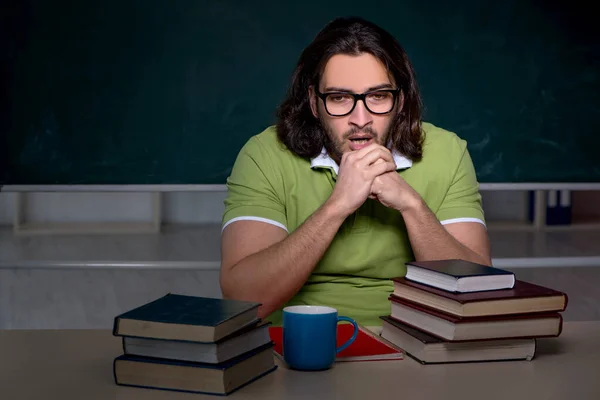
[328,93,352,103]
[367,91,392,102]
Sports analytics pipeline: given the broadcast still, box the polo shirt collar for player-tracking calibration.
[310,147,413,175]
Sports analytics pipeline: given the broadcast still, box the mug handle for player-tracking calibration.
[336,316,359,353]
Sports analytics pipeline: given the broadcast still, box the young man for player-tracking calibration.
[219,17,491,327]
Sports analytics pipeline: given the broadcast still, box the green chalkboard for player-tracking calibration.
[2,0,599,185]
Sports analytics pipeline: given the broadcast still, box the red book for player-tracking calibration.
[269,324,403,362]
[392,278,568,318]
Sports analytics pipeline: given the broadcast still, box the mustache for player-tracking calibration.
[343,127,377,139]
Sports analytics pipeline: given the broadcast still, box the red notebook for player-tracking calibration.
[269,324,403,362]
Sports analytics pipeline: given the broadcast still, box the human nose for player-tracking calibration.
[348,98,373,129]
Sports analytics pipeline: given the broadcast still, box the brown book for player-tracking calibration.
[392,277,568,318]
[389,296,563,341]
[380,316,536,364]
[114,342,276,396]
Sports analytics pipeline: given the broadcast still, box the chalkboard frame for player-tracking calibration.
[2,182,600,192]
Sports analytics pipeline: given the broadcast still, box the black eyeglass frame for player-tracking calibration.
[314,87,402,117]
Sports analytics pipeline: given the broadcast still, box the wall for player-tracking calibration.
[1,190,598,329]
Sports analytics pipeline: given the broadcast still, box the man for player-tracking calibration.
[219,17,491,327]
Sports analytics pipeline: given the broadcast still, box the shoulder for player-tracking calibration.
[231,125,309,184]
[236,125,295,161]
[422,122,468,155]
[419,122,470,167]
[408,122,477,190]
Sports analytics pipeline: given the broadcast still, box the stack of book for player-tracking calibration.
[380,259,568,364]
[111,293,277,396]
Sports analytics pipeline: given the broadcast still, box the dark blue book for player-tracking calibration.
[113,342,277,396]
[405,259,515,293]
[113,293,261,343]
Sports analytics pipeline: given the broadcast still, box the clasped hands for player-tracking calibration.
[329,144,422,217]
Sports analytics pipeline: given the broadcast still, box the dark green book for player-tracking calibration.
[405,259,515,293]
[113,293,261,343]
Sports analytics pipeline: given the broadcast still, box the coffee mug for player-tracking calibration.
[282,305,359,371]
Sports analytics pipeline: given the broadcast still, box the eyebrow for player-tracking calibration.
[323,83,394,93]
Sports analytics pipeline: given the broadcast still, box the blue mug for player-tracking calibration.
[282,305,359,371]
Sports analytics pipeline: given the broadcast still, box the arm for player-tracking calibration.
[370,143,492,266]
[401,201,491,265]
[220,145,397,318]
[220,202,346,319]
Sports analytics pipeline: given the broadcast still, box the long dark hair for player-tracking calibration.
[276,17,424,161]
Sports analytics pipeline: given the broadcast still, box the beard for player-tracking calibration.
[319,114,389,165]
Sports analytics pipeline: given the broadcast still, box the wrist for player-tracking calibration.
[398,195,427,215]
[322,197,352,222]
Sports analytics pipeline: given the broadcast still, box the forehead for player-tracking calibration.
[320,53,392,91]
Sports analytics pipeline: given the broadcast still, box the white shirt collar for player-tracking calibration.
[310,147,413,175]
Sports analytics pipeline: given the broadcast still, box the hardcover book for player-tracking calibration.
[380,316,536,364]
[122,320,272,364]
[389,296,562,341]
[114,342,276,396]
[113,293,261,342]
[392,278,568,317]
[404,259,515,293]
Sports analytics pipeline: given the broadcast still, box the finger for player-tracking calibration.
[356,143,391,158]
[370,177,384,199]
[345,143,387,160]
[357,147,394,168]
[367,160,397,179]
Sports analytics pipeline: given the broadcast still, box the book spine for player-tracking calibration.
[546,190,571,225]
[112,316,121,336]
[529,190,571,225]
[556,313,564,336]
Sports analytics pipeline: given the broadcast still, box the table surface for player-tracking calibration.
[1,321,599,400]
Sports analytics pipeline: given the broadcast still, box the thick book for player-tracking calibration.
[113,293,261,343]
[122,320,272,364]
[404,259,515,293]
[389,296,563,341]
[380,316,536,364]
[113,342,277,396]
[269,323,403,362]
[392,278,568,317]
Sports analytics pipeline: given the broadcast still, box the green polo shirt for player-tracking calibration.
[222,122,485,327]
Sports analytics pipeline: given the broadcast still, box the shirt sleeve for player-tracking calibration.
[435,143,486,227]
[222,137,288,232]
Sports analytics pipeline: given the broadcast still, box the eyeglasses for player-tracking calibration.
[315,88,401,117]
